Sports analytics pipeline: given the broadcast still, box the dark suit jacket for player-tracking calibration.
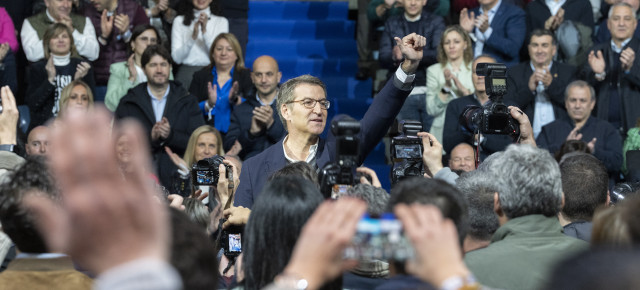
[537,116,622,173]
[234,76,413,208]
[442,94,513,158]
[223,93,286,160]
[469,2,526,67]
[189,66,253,103]
[525,0,594,35]
[115,81,204,187]
[581,37,640,133]
[505,61,576,120]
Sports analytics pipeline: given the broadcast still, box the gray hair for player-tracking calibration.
[276,75,327,131]
[456,170,500,241]
[484,144,563,219]
[609,2,635,18]
[345,184,389,216]
[564,80,596,102]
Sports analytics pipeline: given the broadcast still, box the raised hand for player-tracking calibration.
[475,14,489,33]
[74,62,91,80]
[621,47,635,72]
[566,126,583,141]
[114,14,130,35]
[192,17,200,40]
[23,108,170,275]
[588,50,606,75]
[127,54,137,82]
[356,166,382,187]
[100,10,114,39]
[157,117,171,139]
[282,198,366,290]
[229,81,241,105]
[394,204,470,287]
[164,146,188,171]
[418,131,444,176]
[508,106,536,147]
[0,86,18,145]
[459,8,475,33]
[46,57,56,84]
[207,82,217,109]
[198,12,208,34]
[59,15,74,31]
[587,138,597,154]
[395,33,427,74]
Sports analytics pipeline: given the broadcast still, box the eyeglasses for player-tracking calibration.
[288,98,331,110]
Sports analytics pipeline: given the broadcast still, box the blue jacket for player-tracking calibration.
[234,75,413,208]
[469,2,526,67]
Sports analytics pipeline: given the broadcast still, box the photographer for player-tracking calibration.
[235,33,427,208]
[442,55,516,161]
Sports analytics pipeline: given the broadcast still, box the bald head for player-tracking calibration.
[251,55,282,100]
[26,126,50,156]
[449,143,475,172]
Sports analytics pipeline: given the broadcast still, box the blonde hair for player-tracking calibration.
[183,125,225,166]
[437,25,473,67]
[209,33,245,69]
[58,80,94,116]
[43,23,78,59]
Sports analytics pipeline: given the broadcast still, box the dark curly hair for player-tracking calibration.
[0,156,58,253]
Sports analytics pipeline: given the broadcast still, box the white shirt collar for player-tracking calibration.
[256,92,276,106]
[611,38,633,53]
[52,53,71,66]
[282,135,319,164]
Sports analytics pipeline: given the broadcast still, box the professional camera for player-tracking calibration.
[319,117,361,199]
[390,120,424,185]
[191,155,233,187]
[459,63,520,136]
[218,218,244,257]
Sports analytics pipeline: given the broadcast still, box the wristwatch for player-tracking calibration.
[0,144,16,153]
[441,87,452,94]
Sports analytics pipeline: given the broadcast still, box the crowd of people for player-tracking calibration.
[0,0,639,289]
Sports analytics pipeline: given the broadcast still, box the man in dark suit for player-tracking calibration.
[234,33,427,208]
[583,2,640,134]
[505,29,577,138]
[224,55,286,160]
[115,45,204,187]
[537,80,622,176]
[459,0,526,67]
[442,55,513,159]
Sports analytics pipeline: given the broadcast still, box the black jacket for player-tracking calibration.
[25,57,95,130]
[537,116,622,173]
[223,93,286,160]
[525,0,594,35]
[581,37,640,133]
[505,61,576,120]
[189,66,253,103]
[115,81,205,187]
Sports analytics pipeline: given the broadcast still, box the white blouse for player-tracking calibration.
[171,8,229,66]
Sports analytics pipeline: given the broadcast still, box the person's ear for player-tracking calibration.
[493,192,502,216]
[606,190,611,206]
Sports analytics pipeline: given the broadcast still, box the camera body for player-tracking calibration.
[191,155,232,187]
[390,120,424,185]
[459,63,520,136]
[319,118,361,199]
[219,218,243,257]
